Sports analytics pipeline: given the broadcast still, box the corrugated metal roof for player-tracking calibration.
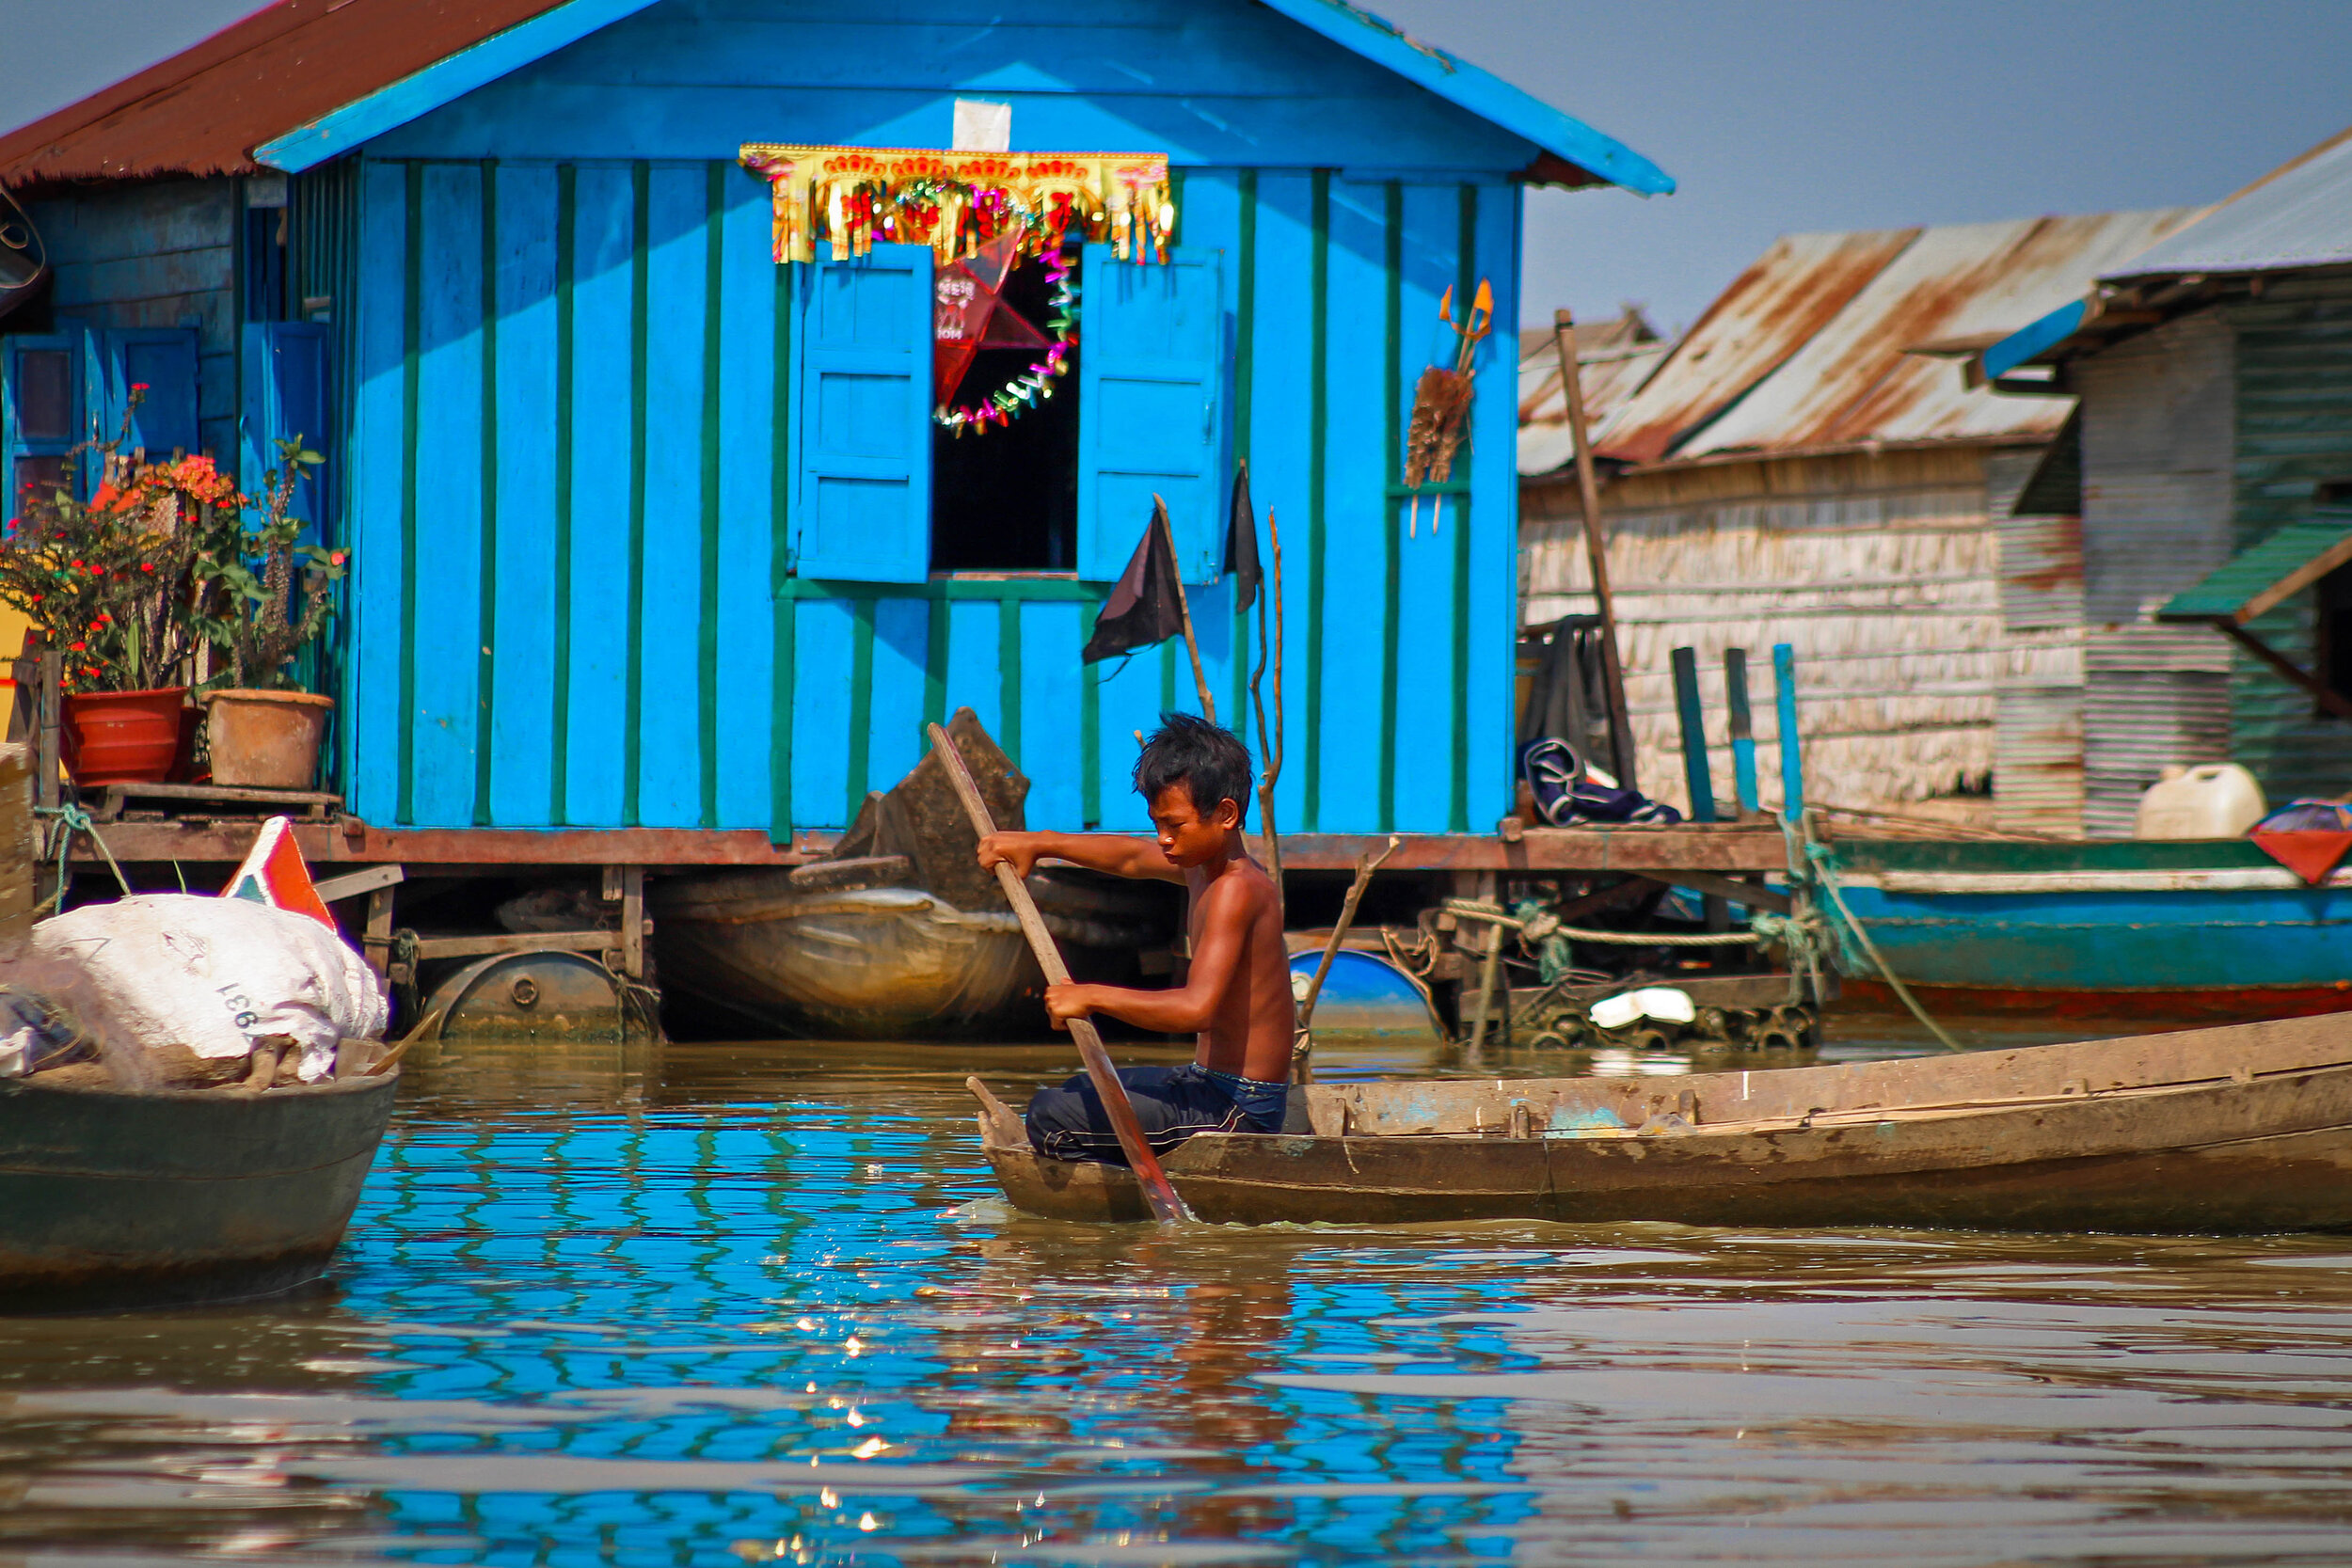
[1590,228,1918,467]
[0,0,576,189]
[2107,125,2352,281]
[1678,209,2199,460]
[1516,309,1671,476]
[1586,209,2198,468]
[2158,512,2352,624]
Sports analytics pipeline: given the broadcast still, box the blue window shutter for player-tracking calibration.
[240,321,333,539]
[1076,245,1227,583]
[87,327,200,465]
[787,245,933,583]
[2,326,85,514]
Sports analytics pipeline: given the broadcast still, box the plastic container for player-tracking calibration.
[2135,763,2267,840]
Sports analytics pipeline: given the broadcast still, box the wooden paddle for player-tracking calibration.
[925,722,1194,1226]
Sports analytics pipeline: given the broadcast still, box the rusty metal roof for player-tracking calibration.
[1517,309,1672,477]
[1592,208,2200,467]
[0,0,569,189]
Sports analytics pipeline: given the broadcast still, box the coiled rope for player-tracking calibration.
[1440,897,1763,947]
[32,801,132,914]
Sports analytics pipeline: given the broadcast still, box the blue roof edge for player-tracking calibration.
[1980,295,2089,382]
[1257,0,1675,195]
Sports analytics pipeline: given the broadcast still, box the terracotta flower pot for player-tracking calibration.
[203,689,334,790]
[61,687,190,786]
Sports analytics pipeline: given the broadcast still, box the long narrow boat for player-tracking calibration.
[1823,837,2352,1021]
[976,1014,2352,1233]
[0,1055,399,1310]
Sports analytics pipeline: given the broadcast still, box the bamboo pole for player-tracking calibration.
[926,722,1193,1225]
[1551,309,1637,791]
[1250,509,1286,924]
[1291,834,1398,1085]
[1156,497,1218,725]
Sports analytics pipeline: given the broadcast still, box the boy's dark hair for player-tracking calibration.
[1135,712,1252,825]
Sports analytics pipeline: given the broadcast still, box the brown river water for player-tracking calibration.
[4,1015,2351,1566]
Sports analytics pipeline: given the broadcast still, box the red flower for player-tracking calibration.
[330,551,347,565]
[66,641,84,652]
[131,382,150,392]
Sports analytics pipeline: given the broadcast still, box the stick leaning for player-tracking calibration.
[925,722,1194,1226]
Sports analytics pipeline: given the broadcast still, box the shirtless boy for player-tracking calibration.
[977,713,1295,1164]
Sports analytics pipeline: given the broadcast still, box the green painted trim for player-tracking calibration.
[997,599,1022,768]
[473,160,499,828]
[769,253,793,838]
[397,161,421,827]
[771,594,795,842]
[1302,168,1329,832]
[623,161,648,824]
[1160,636,1177,715]
[1167,166,1184,248]
[1450,183,1476,833]
[697,161,724,828]
[779,576,1106,603]
[1081,602,1102,827]
[1232,167,1258,727]
[923,594,950,733]
[846,598,875,821]
[550,163,576,824]
[1378,179,1401,832]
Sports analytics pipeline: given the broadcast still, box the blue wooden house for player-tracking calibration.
[1,0,1669,847]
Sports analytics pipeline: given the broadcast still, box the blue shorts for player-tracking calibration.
[1025,1063,1288,1164]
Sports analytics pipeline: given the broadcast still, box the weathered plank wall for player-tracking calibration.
[336,0,1529,835]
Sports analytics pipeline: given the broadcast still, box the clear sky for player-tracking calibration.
[8,0,2349,330]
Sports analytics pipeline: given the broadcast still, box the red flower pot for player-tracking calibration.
[61,687,190,785]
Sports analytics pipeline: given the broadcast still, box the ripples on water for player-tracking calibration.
[4,1019,2352,1566]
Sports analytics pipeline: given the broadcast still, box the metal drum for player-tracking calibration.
[421,951,657,1042]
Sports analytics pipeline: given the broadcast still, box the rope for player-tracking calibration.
[1788,814,1965,1053]
[1441,896,1762,946]
[32,801,132,914]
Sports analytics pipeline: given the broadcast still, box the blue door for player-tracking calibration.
[1076,246,1226,583]
[241,321,333,536]
[787,245,933,582]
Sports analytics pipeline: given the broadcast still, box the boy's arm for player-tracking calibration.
[1046,873,1256,1033]
[977,830,1183,883]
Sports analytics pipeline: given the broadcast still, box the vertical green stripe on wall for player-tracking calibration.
[1378,179,1401,832]
[550,164,576,824]
[1082,604,1102,827]
[1232,168,1258,727]
[1451,184,1476,832]
[1160,638,1176,716]
[769,258,793,837]
[1302,168,1329,831]
[923,596,949,733]
[474,161,499,827]
[397,161,421,827]
[846,599,875,822]
[998,600,1023,768]
[623,162,649,824]
[697,162,724,828]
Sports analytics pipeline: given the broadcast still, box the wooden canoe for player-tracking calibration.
[977,1014,2352,1233]
[0,1065,398,1310]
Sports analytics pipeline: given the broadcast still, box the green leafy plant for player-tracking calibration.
[193,436,344,691]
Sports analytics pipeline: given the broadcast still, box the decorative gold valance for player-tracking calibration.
[738,144,1173,266]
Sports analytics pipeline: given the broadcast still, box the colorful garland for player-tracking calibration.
[936,247,1080,436]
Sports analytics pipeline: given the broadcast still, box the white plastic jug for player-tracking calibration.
[2135,764,2266,840]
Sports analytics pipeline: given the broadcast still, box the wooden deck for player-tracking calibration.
[72,818,1791,876]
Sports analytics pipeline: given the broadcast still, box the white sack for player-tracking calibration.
[21,894,388,1083]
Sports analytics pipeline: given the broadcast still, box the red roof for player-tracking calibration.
[0,0,565,190]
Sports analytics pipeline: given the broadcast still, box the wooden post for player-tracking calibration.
[35,651,60,812]
[1251,509,1286,925]
[926,721,1193,1225]
[620,865,645,981]
[1551,309,1637,791]
[1724,647,1760,818]
[1773,642,1804,821]
[1669,646,1715,823]
[363,885,396,980]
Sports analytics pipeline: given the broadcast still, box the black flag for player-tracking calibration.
[1226,458,1263,614]
[1081,499,1184,663]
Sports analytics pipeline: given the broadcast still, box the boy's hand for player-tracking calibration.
[1043,983,1093,1031]
[977,832,1040,879]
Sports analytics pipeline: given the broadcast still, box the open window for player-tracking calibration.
[2160,490,2352,721]
[3,325,199,510]
[783,243,1226,583]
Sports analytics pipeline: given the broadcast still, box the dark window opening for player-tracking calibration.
[15,349,69,440]
[245,205,287,323]
[13,454,66,511]
[2320,562,2352,718]
[930,248,1080,574]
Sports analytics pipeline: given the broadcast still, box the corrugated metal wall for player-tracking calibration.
[2224,274,2352,801]
[1989,445,2085,833]
[342,158,1519,834]
[2076,309,2237,835]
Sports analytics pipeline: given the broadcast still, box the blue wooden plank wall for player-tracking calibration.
[343,156,1518,836]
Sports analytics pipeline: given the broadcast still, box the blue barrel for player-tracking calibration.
[1289,948,1445,1037]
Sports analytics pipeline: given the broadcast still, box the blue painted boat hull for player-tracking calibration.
[1290,949,1443,1037]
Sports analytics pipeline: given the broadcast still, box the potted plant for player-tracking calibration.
[0,401,238,784]
[192,436,345,790]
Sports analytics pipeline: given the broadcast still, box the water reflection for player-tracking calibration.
[0,1022,2345,1566]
